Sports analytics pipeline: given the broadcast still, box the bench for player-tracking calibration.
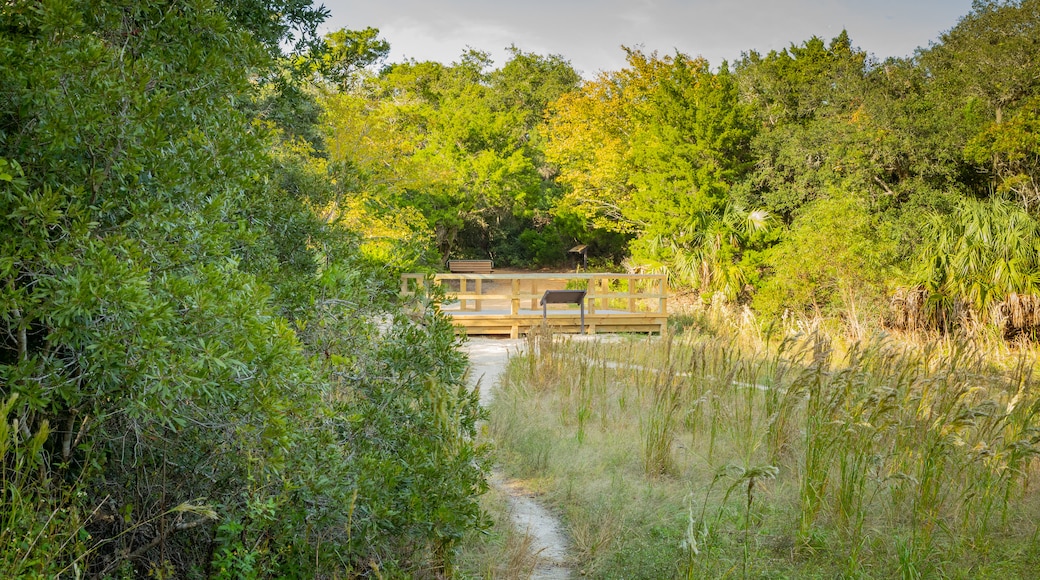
[447,259,493,274]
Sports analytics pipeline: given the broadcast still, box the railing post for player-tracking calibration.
[587,276,596,315]
[628,275,636,312]
[659,275,668,314]
[475,278,482,312]
[511,278,520,316]
[580,299,585,335]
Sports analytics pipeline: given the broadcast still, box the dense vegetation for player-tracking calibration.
[323,0,1040,338]
[3,0,1040,577]
[1,1,485,577]
[544,1,1040,337]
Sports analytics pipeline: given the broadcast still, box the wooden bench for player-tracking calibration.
[447,259,493,274]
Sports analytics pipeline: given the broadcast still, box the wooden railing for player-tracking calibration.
[401,272,668,336]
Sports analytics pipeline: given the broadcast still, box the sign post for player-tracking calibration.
[568,244,588,271]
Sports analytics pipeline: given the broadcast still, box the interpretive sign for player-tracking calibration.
[540,289,587,334]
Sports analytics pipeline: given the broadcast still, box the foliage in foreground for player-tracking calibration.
[1,1,486,577]
[490,328,1040,578]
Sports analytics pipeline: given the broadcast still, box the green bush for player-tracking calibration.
[753,195,896,324]
[0,2,488,577]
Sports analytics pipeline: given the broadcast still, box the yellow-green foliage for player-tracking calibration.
[754,195,896,322]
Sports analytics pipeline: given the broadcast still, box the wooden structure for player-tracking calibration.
[401,272,668,337]
[568,245,588,270]
[447,259,493,274]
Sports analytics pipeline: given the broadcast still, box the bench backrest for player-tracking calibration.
[447,259,493,274]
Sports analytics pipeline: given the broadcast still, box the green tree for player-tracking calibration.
[546,49,761,296]
[1,1,487,576]
[323,48,580,264]
[918,0,1040,205]
[735,32,872,219]
[753,195,896,329]
[545,48,669,232]
[314,26,390,89]
[628,56,758,296]
[1,1,327,574]
[965,97,1040,208]
[922,0,1040,127]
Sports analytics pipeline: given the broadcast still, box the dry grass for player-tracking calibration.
[486,323,1040,578]
[454,484,540,580]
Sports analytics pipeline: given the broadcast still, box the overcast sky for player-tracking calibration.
[317,0,974,76]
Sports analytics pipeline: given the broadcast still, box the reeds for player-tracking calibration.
[641,365,683,476]
[0,395,86,577]
[492,328,1040,576]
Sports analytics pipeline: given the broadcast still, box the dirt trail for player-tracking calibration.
[464,338,572,579]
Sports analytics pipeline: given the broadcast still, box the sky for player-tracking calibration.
[317,0,975,77]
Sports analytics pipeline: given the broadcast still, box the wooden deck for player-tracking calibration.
[401,272,668,337]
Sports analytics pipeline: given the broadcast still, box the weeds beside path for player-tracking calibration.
[462,338,573,579]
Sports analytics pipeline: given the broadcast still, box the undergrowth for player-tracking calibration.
[488,324,1040,578]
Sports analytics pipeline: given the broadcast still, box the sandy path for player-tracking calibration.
[464,338,572,580]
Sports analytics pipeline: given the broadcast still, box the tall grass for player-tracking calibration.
[489,327,1040,577]
[0,394,87,578]
[455,483,540,579]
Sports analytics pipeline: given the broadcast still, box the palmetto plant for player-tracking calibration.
[911,196,1040,334]
[640,203,772,301]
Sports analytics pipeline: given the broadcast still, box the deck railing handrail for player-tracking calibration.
[400,272,668,315]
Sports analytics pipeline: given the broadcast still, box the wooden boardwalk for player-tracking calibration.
[401,272,668,337]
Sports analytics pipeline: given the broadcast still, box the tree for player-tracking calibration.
[627,56,756,292]
[922,0,1040,126]
[313,26,390,89]
[1,2,487,576]
[1,1,327,574]
[545,48,670,232]
[735,32,873,219]
[546,49,762,296]
[491,46,582,130]
[918,0,1040,205]
[965,97,1040,208]
[753,195,896,331]
[216,0,328,54]
[323,48,581,264]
